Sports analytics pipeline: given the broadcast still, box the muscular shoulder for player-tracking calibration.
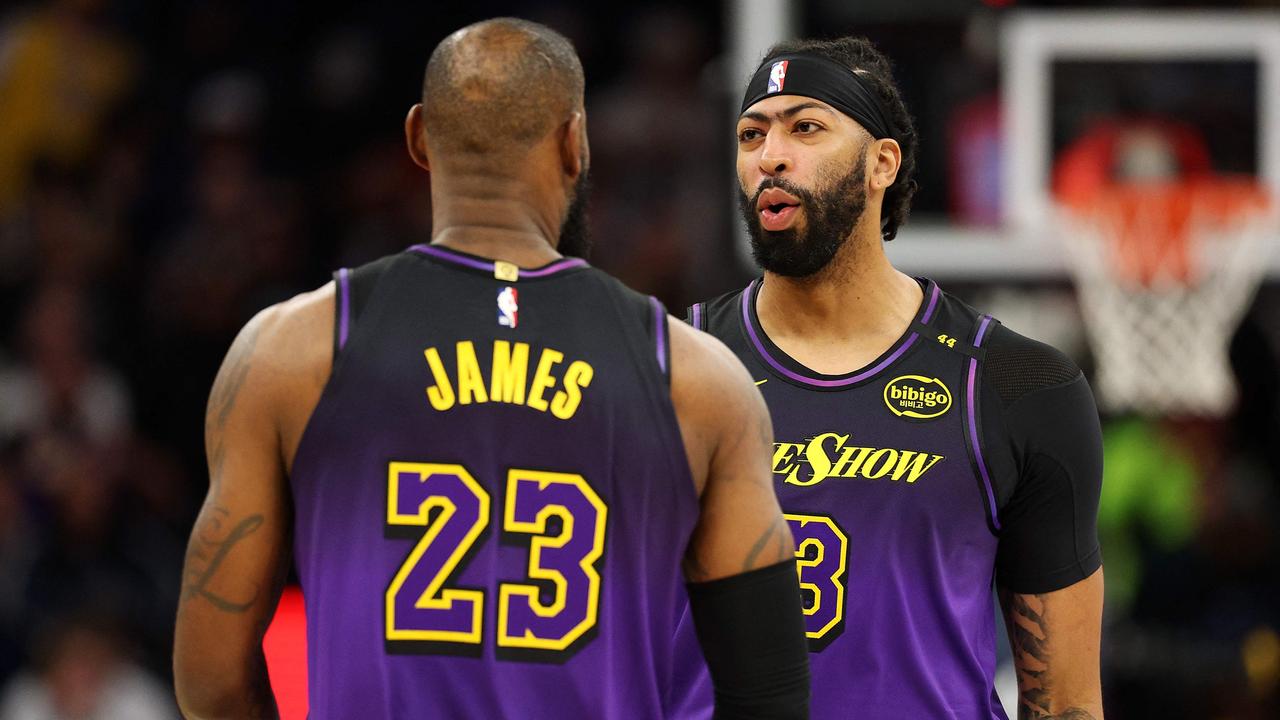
[230,283,333,394]
[670,318,754,392]
[668,318,771,494]
[217,282,335,469]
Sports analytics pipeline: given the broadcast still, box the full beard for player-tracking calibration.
[557,169,593,260]
[738,153,867,278]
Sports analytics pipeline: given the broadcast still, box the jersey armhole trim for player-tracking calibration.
[964,314,1002,535]
[297,259,399,489]
[335,267,352,357]
[687,302,706,331]
[600,284,697,512]
[650,296,671,383]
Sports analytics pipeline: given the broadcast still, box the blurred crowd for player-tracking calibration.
[0,1,735,715]
[0,0,1277,718]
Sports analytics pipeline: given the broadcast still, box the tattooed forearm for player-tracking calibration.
[1005,590,1049,715]
[1000,589,1100,720]
[183,505,265,612]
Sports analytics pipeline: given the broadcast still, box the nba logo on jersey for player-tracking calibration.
[497,286,518,328]
[768,60,788,93]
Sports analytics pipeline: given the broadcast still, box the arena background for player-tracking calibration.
[0,0,1277,717]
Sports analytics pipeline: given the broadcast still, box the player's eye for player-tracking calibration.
[794,120,821,135]
[738,127,763,143]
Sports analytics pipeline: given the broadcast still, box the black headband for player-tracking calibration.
[740,53,897,141]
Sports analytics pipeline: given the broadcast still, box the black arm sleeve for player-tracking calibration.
[686,560,811,719]
[981,325,1104,594]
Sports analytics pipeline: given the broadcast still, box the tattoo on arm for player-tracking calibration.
[183,505,265,613]
[1020,711,1098,720]
[209,321,262,430]
[743,515,791,572]
[682,513,792,583]
[1000,589,1099,720]
[205,321,263,486]
[731,405,790,572]
[189,323,270,611]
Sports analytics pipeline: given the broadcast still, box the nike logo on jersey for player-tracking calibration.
[755,379,768,386]
[771,432,944,487]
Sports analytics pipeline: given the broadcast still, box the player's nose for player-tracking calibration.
[758,128,791,176]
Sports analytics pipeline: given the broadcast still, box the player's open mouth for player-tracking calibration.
[756,188,801,231]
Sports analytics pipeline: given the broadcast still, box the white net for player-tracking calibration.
[1056,187,1279,417]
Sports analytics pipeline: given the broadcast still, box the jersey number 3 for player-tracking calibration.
[384,462,608,660]
[786,513,849,651]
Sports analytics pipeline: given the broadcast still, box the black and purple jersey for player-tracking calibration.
[675,278,1103,719]
[290,245,698,718]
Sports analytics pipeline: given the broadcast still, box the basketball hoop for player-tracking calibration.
[1055,177,1278,417]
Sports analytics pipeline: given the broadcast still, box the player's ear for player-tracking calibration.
[869,137,901,192]
[405,104,431,172]
[560,111,586,181]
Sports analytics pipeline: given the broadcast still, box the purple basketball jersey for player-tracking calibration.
[675,279,1010,719]
[290,247,699,718]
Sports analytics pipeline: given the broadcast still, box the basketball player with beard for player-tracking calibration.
[677,37,1105,719]
[173,19,812,719]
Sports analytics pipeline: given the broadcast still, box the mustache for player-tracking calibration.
[747,177,815,210]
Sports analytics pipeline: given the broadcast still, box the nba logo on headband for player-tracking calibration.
[767,60,788,94]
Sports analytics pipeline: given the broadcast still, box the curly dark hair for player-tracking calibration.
[760,37,919,241]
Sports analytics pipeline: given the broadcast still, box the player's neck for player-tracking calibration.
[756,232,923,374]
[429,174,566,267]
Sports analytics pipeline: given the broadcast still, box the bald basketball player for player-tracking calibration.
[675,37,1105,719]
[173,19,809,719]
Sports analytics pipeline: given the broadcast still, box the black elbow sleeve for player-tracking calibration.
[687,560,811,719]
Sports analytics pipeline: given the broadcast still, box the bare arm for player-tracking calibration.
[668,317,809,719]
[988,336,1105,720]
[668,318,794,581]
[999,568,1105,720]
[174,285,333,719]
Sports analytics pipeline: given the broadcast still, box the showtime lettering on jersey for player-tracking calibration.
[771,432,944,487]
